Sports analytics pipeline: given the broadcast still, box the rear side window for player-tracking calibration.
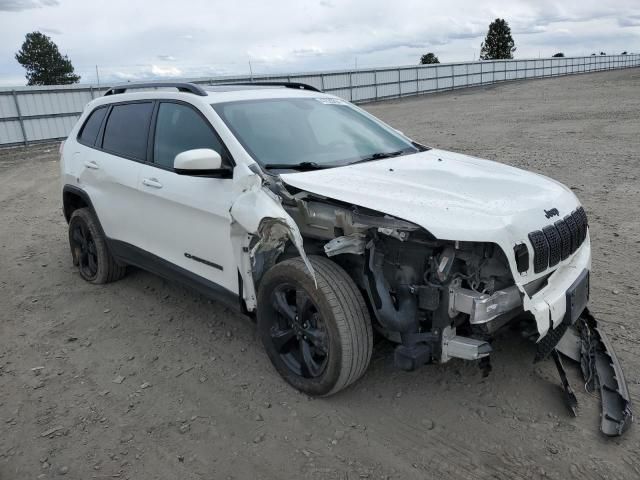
[153,102,225,168]
[77,106,107,146]
[102,102,154,160]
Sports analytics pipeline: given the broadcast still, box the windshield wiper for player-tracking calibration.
[263,161,333,171]
[348,149,408,165]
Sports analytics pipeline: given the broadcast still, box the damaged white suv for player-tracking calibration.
[61,82,631,435]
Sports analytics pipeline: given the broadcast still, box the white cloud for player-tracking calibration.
[0,0,639,86]
[113,71,137,80]
[0,0,58,11]
[618,15,640,27]
[292,46,325,57]
[39,26,62,35]
[151,64,182,77]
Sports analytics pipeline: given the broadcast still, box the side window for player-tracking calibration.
[77,106,107,146]
[153,102,225,169]
[102,102,154,160]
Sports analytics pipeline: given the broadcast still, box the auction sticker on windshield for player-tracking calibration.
[316,97,346,105]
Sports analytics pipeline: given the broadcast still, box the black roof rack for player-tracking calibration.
[210,81,322,92]
[104,82,207,97]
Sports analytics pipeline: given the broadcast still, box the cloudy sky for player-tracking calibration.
[1,0,639,86]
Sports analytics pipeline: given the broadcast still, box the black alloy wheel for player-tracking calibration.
[67,207,126,284]
[70,219,99,280]
[269,283,329,378]
[257,256,373,396]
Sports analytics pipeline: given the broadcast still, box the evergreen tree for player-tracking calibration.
[15,31,80,86]
[420,53,440,64]
[480,19,516,60]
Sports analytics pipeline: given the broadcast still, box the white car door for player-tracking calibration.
[135,101,238,294]
[76,102,153,245]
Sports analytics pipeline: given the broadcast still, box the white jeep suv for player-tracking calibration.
[60,82,630,433]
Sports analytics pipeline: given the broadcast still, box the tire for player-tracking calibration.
[257,255,373,396]
[68,207,126,284]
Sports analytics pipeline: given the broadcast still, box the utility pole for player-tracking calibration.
[248,60,253,80]
[95,65,100,88]
[355,57,358,70]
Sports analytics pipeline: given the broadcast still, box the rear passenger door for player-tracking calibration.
[80,101,153,245]
[135,101,238,294]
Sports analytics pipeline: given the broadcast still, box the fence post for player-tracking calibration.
[374,70,378,101]
[435,65,439,92]
[397,68,401,98]
[320,74,325,92]
[415,66,419,94]
[12,90,28,146]
[349,71,354,102]
[450,65,454,91]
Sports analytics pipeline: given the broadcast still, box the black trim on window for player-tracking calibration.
[146,101,160,165]
[147,99,236,176]
[75,99,236,177]
[79,100,157,163]
[76,105,109,147]
[99,100,155,162]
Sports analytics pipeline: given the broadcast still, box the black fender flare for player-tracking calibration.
[62,185,112,256]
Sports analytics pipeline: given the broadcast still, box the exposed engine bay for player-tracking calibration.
[228,164,632,437]
[276,189,522,369]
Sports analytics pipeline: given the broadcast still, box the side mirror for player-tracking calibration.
[174,149,229,176]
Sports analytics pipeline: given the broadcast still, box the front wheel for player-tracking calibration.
[257,255,373,396]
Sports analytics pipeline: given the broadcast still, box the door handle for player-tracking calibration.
[142,178,163,189]
[84,161,99,170]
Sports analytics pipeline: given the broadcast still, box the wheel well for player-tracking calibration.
[63,190,88,223]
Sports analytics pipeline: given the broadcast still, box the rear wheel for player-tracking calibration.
[68,208,126,284]
[257,256,373,396]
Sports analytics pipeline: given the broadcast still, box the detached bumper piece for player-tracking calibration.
[579,310,633,436]
[553,309,633,437]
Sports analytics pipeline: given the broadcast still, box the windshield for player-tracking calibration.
[212,98,419,168]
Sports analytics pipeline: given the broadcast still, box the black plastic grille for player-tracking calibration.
[528,207,588,273]
[575,207,588,242]
[554,219,572,260]
[528,231,549,273]
[564,214,579,254]
[572,210,585,244]
[543,225,562,267]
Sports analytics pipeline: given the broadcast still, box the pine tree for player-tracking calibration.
[480,19,516,60]
[420,53,440,64]
[15,32,80,86]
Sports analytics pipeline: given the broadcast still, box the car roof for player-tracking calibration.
[92,81,332,106]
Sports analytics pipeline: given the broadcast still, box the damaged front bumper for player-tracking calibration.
[451,265,632,437]
[553,309,633,437]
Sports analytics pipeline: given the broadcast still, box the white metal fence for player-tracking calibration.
[1,54,639,147]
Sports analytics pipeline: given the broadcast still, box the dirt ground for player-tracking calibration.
[1,68,639,480]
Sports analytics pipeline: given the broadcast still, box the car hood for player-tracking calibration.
[279,148,581,249]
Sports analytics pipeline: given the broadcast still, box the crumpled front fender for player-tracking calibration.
[229,163,315,310]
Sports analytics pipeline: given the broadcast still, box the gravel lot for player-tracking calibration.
[1,68,639,480]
